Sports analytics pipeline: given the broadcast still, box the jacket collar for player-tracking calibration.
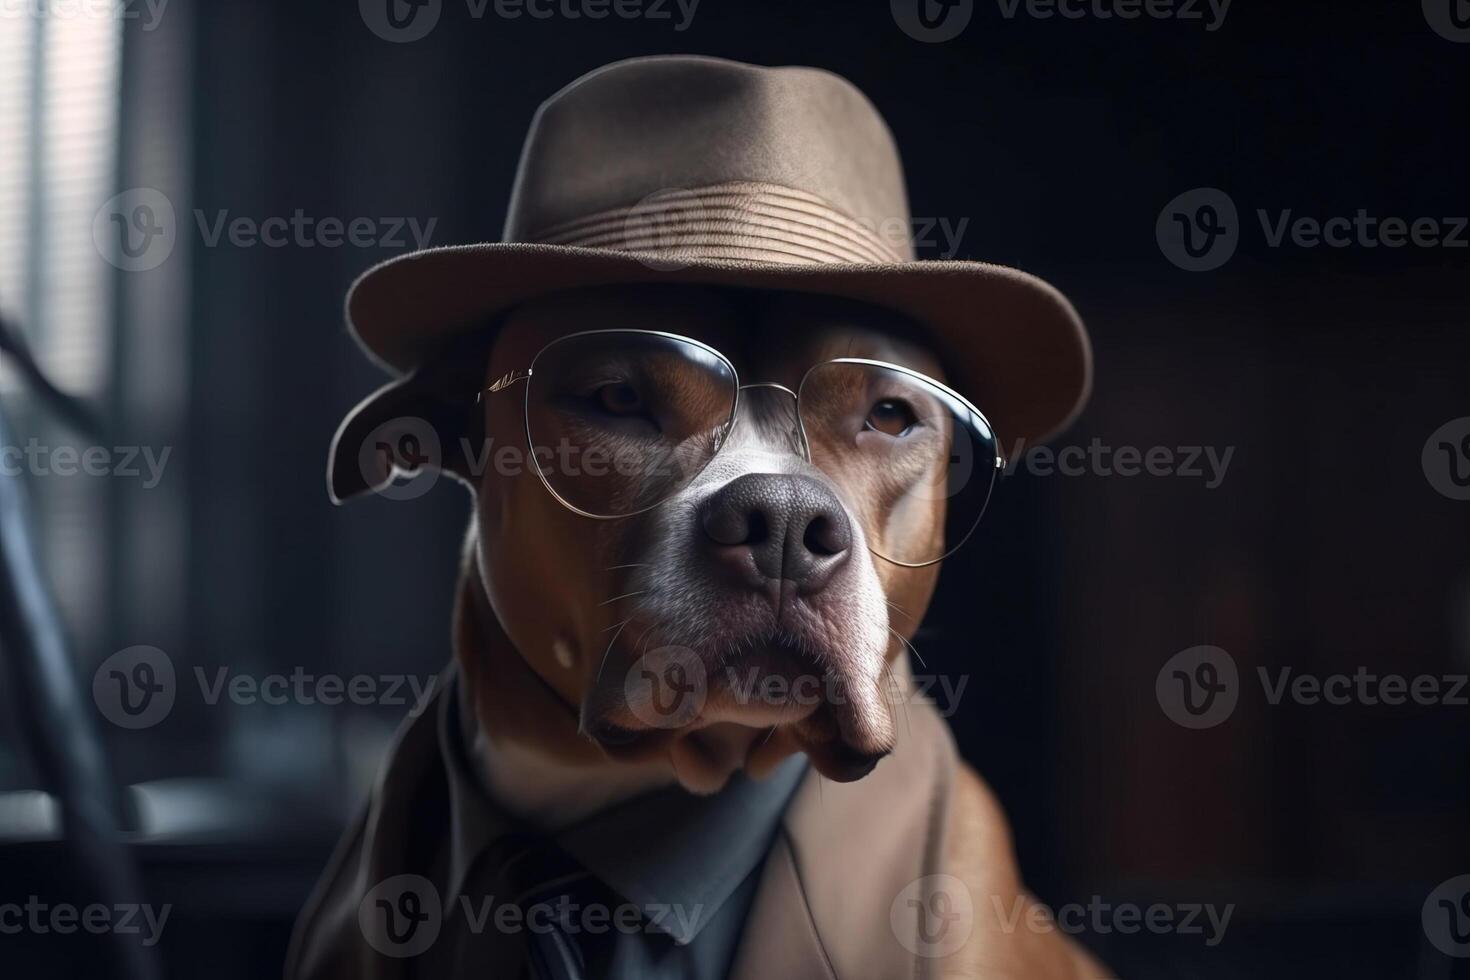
[440,670,806,945]
[337,658,955,980]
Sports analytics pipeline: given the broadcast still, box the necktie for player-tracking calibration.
[450,834,616,980]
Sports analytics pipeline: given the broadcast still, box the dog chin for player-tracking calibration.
[587,714,889,795]
[580,638,898,791]
[668,723,784,794]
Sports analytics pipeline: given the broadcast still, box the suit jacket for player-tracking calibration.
[285,661,959,980]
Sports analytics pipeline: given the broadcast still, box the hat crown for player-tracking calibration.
[503,56,916,263]
[339,57,1090,458]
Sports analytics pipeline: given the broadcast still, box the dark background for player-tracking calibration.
[2,0,1468,977]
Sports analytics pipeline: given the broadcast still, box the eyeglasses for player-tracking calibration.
[480,329,1002,567]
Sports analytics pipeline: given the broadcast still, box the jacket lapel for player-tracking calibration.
[294,661,960,980]
[728,662,957,980]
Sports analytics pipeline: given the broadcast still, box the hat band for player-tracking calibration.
[528,181,912,266]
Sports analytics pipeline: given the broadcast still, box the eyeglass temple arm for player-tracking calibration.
[476,368,530,403]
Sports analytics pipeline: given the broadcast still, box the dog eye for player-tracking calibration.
[594,381,645,416]
[864,398,917,437]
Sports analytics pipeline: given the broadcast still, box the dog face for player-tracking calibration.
[466,284,948,792]
[331,283,954,793]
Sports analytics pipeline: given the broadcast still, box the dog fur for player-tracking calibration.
[331,283,1110,978]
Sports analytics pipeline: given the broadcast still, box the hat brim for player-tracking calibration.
[346,243,1092,449]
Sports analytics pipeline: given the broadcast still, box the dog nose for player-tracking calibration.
[699,473,852,591]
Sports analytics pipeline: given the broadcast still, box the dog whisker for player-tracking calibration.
[887,625,927,670]
[884,598,914,623]
[635,622,658,659]
[759,683,803,749]
[758,723,780,749]
[604,563,649,571]
[596,618,632,684]
[599,590,647,606]
[881,656,911,737]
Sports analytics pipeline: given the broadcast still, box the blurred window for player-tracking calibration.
[0,7,122,792]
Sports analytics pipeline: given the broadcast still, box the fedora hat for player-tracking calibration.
[342,55,1090,458]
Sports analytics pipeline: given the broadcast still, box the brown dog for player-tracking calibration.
[290,54,1106,980]
[293,283,1110,979]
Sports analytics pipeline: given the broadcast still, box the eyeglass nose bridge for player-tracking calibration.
[723,382,812,463]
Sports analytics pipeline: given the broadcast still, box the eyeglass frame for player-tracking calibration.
[477,328,1004,568]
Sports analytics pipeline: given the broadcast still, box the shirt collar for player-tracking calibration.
[438,672,806,945]
[554,753,806,945]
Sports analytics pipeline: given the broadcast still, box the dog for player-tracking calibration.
[288,56,1107,979]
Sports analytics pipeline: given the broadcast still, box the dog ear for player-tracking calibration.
[327,362,488,505]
